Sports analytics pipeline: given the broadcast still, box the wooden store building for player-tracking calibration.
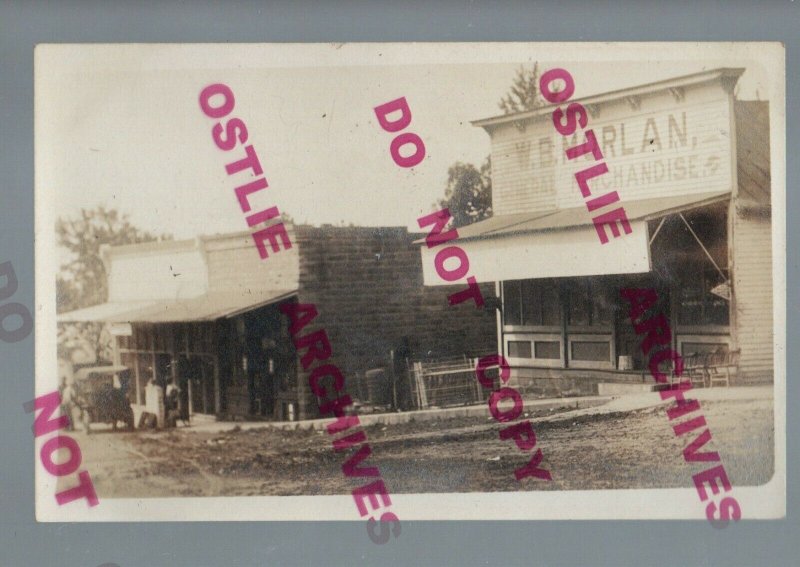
[58,225,496,421]
[419,68,773,393]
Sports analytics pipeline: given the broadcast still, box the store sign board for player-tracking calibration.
[491,96,734,214]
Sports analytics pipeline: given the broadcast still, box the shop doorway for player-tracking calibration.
[613,274,671,371]
[240,303,297,418]
[181,355,216,415]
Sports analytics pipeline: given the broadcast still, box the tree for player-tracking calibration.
[56,206,171,363]
[279,211,295,226]
[437,158,493,228]
[437,64,544,227]
[56,206,171,312]
[498,63,546,115]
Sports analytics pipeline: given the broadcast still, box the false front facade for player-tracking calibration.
[420,68,772,394]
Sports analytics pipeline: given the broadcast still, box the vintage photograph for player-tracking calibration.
[34,43,785,522]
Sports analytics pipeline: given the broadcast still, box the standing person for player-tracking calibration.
[59,376,76,431]
[177,374,190,425]
[144,378,165,428]
[165,379,180,428]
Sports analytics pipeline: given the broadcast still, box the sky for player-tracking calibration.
[36,43,774,241]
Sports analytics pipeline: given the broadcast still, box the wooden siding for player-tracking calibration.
[732,209,773,382]
[487,81,734,216]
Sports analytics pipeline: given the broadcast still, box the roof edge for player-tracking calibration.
[472,67,746,130]
[425,192,732,245]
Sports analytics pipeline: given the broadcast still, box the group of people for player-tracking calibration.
[142,377,189,429]
[59,371,189,432]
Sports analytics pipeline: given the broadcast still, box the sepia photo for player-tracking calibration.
[34,42,785,524]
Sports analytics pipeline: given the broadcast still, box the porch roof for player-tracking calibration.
[58,289,298,324]
[418,191,730,285]
[434,191,731,243]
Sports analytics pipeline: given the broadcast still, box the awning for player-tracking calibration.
[55,301,157,323]
[58,289,298,324]
[419,191,730,285]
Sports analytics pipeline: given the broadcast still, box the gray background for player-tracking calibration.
[0,1,796,565]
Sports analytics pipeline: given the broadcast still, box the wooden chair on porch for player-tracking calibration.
[706,349,740,388]
[680,352,709,388]
[676,348,740,388]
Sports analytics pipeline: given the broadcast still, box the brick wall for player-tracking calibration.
[292,225,497,417]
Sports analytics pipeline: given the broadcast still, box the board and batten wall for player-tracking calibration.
[486,79,734,216]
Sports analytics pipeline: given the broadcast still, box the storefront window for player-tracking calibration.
[133,325,152,351]
[504,281,523,325]
[137,353,153,380]
[504,280,561,327]
[567,280,612,327]
[678,268,729,327]
[201,323,214,352]
[504,279,616,369]
[174,324,186,353]
[153,328,169,352]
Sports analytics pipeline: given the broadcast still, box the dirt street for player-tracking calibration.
[73,396,773,498]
